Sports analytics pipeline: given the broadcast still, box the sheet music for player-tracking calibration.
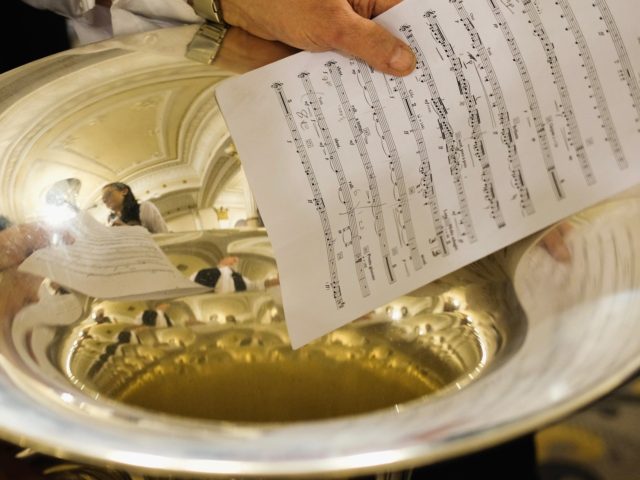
[18,213,210,300]
[215,0,640,348]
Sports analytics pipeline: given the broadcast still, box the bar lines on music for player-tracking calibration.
[385,50,449,258]
[452,1,535,216]
[488,0,565,200]
[272,82,345,308]
[299,72,371,297]
[593,0,640,125]
[405,19,476,245]
[555,0,627,170]
[522,0,596,185]
[326,61,397,282]
[354,59,424,271]
[425,12,506,229]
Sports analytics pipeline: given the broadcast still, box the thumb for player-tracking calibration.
[329,13,415,76]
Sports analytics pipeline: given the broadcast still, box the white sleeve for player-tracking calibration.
[27,0,203,46]
[111,0,201,24]
[21,0,95,17]
[139,201,169,233]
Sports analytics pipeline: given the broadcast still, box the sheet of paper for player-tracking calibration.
[19,213,210,300]
[215,0,640,348]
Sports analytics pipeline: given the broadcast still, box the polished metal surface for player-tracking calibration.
[0,26,639,479]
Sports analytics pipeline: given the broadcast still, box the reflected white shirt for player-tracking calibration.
[139,201,169,234]
[21,0,202,45]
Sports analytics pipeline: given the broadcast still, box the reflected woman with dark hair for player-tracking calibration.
[101,182,168,234]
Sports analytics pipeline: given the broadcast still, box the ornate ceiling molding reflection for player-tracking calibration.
[0,49,231,223]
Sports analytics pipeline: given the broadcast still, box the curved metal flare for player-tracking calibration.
[0,25,638,480]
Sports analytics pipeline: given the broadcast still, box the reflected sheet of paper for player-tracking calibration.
[19,213,210,300]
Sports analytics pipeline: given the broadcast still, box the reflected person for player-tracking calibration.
[101,182,169,234]
[192,255,279,293]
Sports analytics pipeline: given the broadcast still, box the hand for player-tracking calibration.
[220,0,416,76]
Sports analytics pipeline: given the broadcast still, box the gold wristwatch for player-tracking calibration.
[186,0,228,64]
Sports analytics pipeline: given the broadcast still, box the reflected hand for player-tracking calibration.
[220,0,416,76]
[0,269,43,321]
[0,223,73,270]
[540,222,572,263]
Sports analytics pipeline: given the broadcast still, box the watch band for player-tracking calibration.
[191,0,225,24]
[186,0,228,65]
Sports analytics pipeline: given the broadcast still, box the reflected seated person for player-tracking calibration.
[191,255,279,294]
[101,182,169,234]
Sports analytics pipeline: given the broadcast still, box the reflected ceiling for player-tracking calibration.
[0,37,243,227]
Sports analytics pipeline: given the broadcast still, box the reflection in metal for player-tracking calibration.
[62,239,509,423]
[0,25,639,480]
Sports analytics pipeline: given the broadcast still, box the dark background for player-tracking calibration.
[1,0,71,74]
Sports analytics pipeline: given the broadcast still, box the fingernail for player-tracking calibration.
[389,46,415,73]
[555,244,571,263]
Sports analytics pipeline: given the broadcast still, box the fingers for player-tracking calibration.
[540,226,571,263]
[221,0,416,76]
[327,13,415,76]
[369,0,405,17]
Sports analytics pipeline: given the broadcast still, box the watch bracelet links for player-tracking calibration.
[186,0,228,65]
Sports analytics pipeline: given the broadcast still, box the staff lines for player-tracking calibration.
[593,0,640,127]
[522,0,596,185]
[405,16,477,245]
[425,12,506,229]
[272,82,345,309]
[452,0,535,217]
[386,42,449,257]
[299,72,371,298]
[354,59,424,272]
[326,61,397,282]
[555,0,626,170]
[488,0,566,199]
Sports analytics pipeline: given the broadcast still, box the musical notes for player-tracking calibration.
[326,61,397,282]
[522,0,596,186]
[452,1,535,217]
[554,0,627,170]
[592,0,640,128]
[217,0,640,348]
[385,55,449,257]
[353,59,424,271]
[298,73,370,297]
[272,82,345,309]
[402,22,477,244]
[423,12,506,229]
[488,0,566,200]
